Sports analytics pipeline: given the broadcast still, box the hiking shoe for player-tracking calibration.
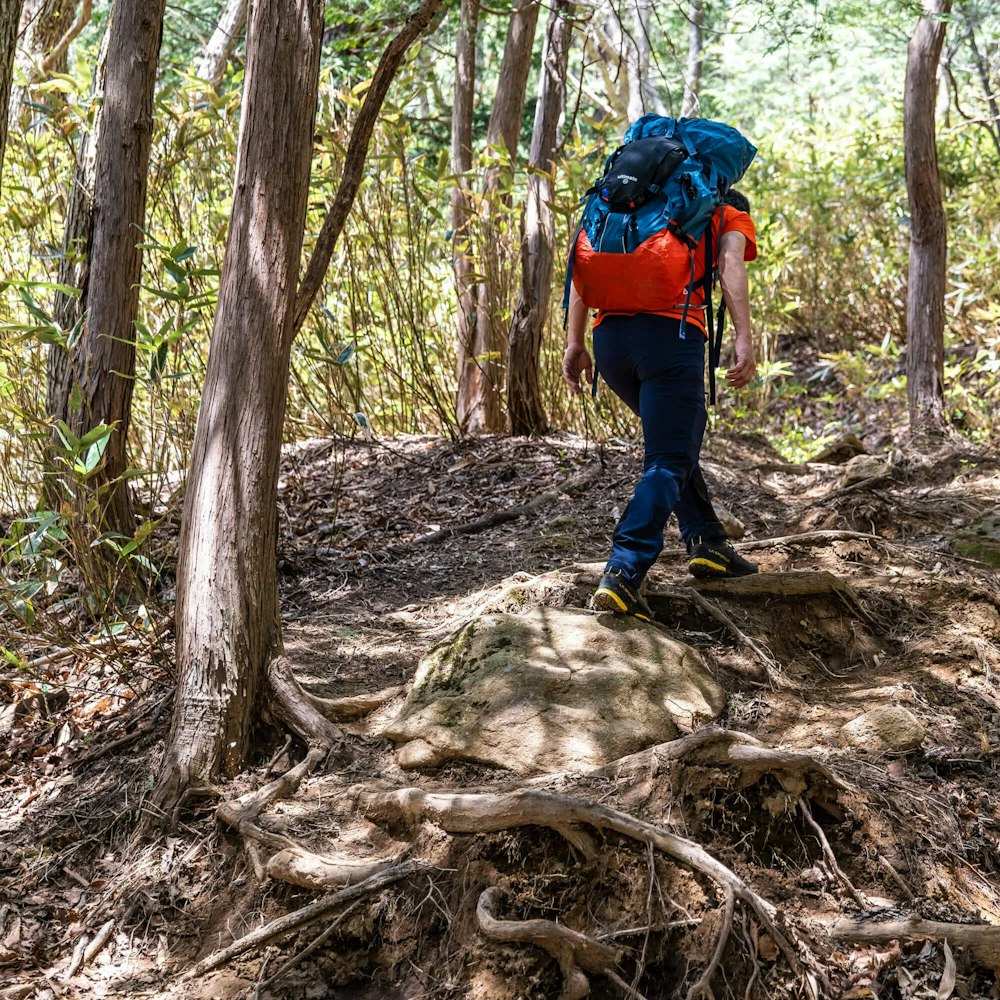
[593,569,653,621]
[687,538,758,579]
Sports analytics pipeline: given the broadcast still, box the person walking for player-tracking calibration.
[563,188,760,620]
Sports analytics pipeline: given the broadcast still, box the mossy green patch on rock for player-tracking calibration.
[952,507,1000,567]
[383,606,726,775]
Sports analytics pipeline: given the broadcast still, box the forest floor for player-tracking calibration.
[2,424,1000,1000]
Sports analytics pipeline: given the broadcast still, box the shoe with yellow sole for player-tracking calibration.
[687,537,758,579]
[593,569,653,621]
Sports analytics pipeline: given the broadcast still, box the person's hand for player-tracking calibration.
[726,332,757,389]
[562,344,593,396]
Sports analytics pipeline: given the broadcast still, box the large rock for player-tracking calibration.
[839,706,924,753]
[952,507,1000,567]
[384,607,726,775]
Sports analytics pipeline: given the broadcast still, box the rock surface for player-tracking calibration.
[838,706,925,752]
[841,453,892,486]
[384,607,726,774]
[951,506,1000,567]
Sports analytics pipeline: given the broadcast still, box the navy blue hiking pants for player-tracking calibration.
[593,313,726,585]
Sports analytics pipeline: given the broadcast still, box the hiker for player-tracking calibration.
[563,184,760,619]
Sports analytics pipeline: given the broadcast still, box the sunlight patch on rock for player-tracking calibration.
[382,606,726,774]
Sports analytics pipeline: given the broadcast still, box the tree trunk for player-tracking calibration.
[45,23,107,464]
[681,0,703,117]
[0,0,24,188]
[450,0,479,433]
[457,0,541,436]
[153,0,444,820]
[507,0,571,436]
[291,0,445,335]
[904,0,951,433]
[153,0,326,811]
[10,0,90,128]
[627,0,656,120]
[193,0,248,92]
[72,0,165,535]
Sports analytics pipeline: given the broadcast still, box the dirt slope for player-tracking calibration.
[1,431,999,1000]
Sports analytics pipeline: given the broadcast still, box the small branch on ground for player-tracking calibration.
[798,798,868,909]
[477,886,621,1000]
[647,585,784,686]
[186,859,430,979]
[824,914,1000,966]
[400,462,602,547]
[253,899,366,997]
[685,887,735,1000]
[735,530,884,551]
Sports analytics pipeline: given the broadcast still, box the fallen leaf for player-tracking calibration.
[937,940,956,1000]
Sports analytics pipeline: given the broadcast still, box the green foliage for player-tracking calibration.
[0,0,999,648]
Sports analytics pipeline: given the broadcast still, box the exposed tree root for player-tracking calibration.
[218,745,327,841]
[689,570,863,605]
[822,914,1000,966]
[798,798,868,908]
[308,684,406,721]
[266,656,344,747]
[402,462,602,547]
[477,886,621,1000]
[647,585,785,685]
[266,845,402,891]
[185,859,429,979]
[361,787,828,994]
[583,727,848,804]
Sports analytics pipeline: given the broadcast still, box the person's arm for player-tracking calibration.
[562,284,593,395]
[717,230,757,389]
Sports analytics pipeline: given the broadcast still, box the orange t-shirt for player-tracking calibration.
[593,207,757,334]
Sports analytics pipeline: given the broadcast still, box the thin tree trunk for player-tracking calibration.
[904,0,951,433]
[451,0,479,431]
[0,0,24,188]
[193,0,248,92]
[45,23,107,457]
[681,0,703,117]
[154,0,326,812]
[625,0,652,120]
[9,0,88,128]
[291,0,445,335]
[507,0,572,436]
[457,0,541,435]
[72,0,165,535]
[965,18,1000,161]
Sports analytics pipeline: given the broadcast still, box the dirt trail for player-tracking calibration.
[1,432,999,1000]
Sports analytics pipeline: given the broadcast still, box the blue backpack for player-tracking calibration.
[564,115,757,401]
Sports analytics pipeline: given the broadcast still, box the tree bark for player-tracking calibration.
[193,0,248,93]
[450,0,479,433]
[72,0,165,535]
[9,0,89,128]
[0,0,24,189]
[45,23,107,458]
[456,0,541,436]
[681,0,703,117]
[904,0,951,433]
[152,0,326,812]
[507,0,572,436]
